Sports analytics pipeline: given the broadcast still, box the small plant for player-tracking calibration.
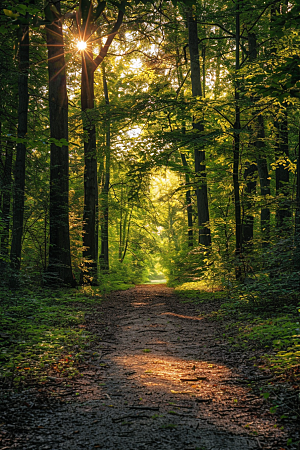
[161,424,177,429]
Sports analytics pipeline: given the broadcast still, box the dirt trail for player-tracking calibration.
[1,284,296,449]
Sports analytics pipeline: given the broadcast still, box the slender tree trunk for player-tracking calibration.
[275,107,291,230]
[81,51,98,284]
[45,1,74,286]
[0,134,13,267]
[294,128,300,271]
[242,162,257,247]
[77,1,124,284]
[247,32,270,245]
[187,10,211,247]
[233,0,243,278]
[99,67,110,272]
[174,35,193,248]
[270,3,291,232]
[119,182,123,262]
[10,21,29,282]
[243,32,257,249]
[181,151,193,246]
[256,115,271,245]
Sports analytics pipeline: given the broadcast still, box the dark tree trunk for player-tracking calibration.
[10,22,29,281]
[294,128,300,271]
[233,1,243,279]
[0,135,13,269]
[181,151,193,247]
[45,1,74,286]
[81,47,98,284]
[275,108,291,230]
[187,11,211,247]
[78,1,124,284]
[248,33,270,245]
[270,3,290,231]
[243,162,257,247]
[99,68,110,273]
[255,115,271,245]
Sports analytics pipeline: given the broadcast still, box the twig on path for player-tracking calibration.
[128,405,159,410]
[137,329,167,333]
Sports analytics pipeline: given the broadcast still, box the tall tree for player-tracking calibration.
[78,0,124,284]
[187,8,211,247]
[233,0,243,278]
[10,17,29,282]
[45,0,74,286]
[99,65,110,272]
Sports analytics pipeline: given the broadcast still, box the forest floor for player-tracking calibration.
[0,284,299,450]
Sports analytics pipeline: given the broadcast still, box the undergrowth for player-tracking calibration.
[175,280,300,381]
[0,281,133,390]
[174,280,227,303]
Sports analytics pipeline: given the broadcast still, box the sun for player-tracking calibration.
[77,40,87,51]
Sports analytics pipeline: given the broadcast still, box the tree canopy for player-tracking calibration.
[0,0,300,295]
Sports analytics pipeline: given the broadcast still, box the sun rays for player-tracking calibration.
[77,40,87,51]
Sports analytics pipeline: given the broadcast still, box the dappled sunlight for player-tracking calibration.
[161,312,203,321]
[113,352,240,397]
[109,350,283,438]
[131,302,148,307]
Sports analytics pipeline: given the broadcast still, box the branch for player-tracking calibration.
[176,69,190,97]
[241,105,271,131]
[93,3,125,69]
[212,107,234,127]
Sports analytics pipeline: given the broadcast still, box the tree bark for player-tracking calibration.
[233,0,243,278]
[294,127,300,271]
[187,10,211,247]
[275,107,291,231]
[255,115,271,245]
[180,151,193,246]
[45,1,74,286]
[0,134,13,270]
[78,1,124,284]
[242,162,257,247]
[81,45,98,284]
[99,67,110,272]
[246,32,270,247]
[10,21,29,282]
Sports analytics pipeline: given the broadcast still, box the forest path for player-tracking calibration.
[4,284,292,449]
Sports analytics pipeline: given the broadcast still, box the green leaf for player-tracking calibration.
[3,9,19,19]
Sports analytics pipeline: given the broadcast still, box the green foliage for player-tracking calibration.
[175,280,227,303]
[0,288,103,387]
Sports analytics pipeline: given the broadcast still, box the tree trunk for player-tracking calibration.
[247,32,270,247]
[275,108,291,231]
[255,115,271,246]
[45,1,74,286]
[81,50,98,284]
[10,21,29,283]
[0,134,13,275]
[242,162,257,247]
[180,151,193,246]
[243,32,257,250]
[99,67,110,273]
[294,127,300,271]
[78,2,124,284]
[233,0,243,278]
[187,10,211,247]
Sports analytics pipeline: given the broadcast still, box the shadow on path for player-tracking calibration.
[2,285,295,450]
